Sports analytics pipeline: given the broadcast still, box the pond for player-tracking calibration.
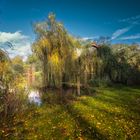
[28,90,42,106]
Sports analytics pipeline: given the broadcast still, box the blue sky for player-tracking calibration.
[0,0,140,58]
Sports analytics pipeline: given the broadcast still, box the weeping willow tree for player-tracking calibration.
[112,44,140,85]
[32,13,79,89]
[96,45,117,81]
[91,43,140,85]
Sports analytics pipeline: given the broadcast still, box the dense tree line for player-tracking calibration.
[32,13,140,95]
[92,44,140,85]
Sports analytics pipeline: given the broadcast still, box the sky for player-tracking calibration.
[0,0,140,59]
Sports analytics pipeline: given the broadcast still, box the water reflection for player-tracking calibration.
[28,90,41,106]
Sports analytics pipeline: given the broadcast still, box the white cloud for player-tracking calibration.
[82,36,99,41]
[111,26,132,40]
[0,31,32,60]
[119,34,140,40]
[119,15,140,23]
[0,31,28,43]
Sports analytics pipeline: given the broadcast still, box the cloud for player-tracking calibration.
[0,31,28,43]
[82,36,99,41]
[0,31,32,60]
[119,15,140,24]
[119,34,140,40]
[119,15,140,22]
[111,26,132,40]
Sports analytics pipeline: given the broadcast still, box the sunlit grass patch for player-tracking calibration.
[9,105,81,140]
[0,86,140,140]
[69,87,140,139]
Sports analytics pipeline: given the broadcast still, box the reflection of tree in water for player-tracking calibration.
[28,90,41,106]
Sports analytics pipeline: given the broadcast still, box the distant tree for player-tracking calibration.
[12,56,24,75]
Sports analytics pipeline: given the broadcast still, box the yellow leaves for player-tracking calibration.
[37,38,50,49]
[48,52,62,74]
[4,133,9,137]
[97,122,101,125]
[78,136,84,140]
[32,37,51,58]
[34,135,38,139]
[0,61,10,74]
[95,122,101,129]
[50,52,59,65]
[52,126,56,129]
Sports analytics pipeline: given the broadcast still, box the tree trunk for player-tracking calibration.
[77,75,80,96]
[43,61,48,89]
[84,65,88,87]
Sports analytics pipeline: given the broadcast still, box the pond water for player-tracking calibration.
[28,90,41,106]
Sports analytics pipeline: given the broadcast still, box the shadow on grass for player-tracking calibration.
[80,86,140,114]
[64,104,107,140]
[80,98,140,122]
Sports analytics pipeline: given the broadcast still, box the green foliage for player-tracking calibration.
[89,77,111,87]
[12,56,24,75]
[91,44,140,86]
[0,49,27,121]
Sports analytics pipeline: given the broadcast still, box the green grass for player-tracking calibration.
[1,86,140,140]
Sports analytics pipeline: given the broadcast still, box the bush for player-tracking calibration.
[89,77,112,87]
[0,87,28,121]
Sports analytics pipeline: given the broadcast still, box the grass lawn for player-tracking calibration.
[1,86,140,140]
